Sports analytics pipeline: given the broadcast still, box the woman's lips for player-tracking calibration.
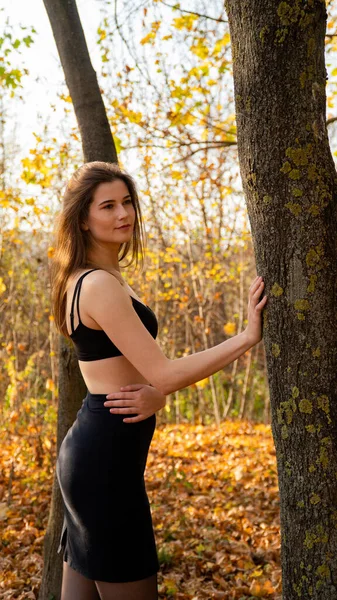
[117,225,131,229]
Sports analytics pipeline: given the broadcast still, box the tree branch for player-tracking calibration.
[160,0,228,23]
[326,116,337,127]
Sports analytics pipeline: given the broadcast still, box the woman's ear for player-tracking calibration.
[81,222,89,231]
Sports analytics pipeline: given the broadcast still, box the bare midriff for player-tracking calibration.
[79,356,150,395]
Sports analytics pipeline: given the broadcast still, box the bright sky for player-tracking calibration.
[3,0,107,164]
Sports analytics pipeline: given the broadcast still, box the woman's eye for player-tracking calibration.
[104,200,132,209]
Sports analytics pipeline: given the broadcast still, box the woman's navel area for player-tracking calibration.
[78,355,150,394]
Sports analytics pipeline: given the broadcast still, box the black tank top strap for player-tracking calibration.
[70,269,99,334]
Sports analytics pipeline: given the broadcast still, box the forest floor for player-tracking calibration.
[0,417,281,599]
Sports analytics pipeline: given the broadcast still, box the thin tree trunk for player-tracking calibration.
[247,343,260,421]
[238,348,252,420]
[42,0,116,165]
[223,262,245,418]
[225,1,337,597]
[185,220,220,424]
[40,1,118,598]
[263,349,270,426]
[175,390,180,424]
[39,340,87,599]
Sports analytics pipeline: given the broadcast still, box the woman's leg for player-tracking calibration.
[94,573,158,600]
[61,562,100,600]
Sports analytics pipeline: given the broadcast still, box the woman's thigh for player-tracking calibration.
[61,562,100,600]
[94,573,158,600]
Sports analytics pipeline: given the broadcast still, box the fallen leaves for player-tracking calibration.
[147,421,281,599]
[0,419,281,599]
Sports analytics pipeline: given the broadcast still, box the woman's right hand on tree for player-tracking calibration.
[244,275,268,345]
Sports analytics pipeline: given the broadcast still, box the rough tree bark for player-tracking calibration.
[225,1,337,598]
[39,1,117,598]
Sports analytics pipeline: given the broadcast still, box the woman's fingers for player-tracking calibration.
[109,407,137,414]
[253,281,264,296]
[105,391,129,400]
[104,399,130,406]
[250,281,262,296]
[123,415,145,423]
[251,282,264,302]
[120,383,144,391]
[249,278,259,291]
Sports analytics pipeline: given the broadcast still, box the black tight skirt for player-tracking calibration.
[56,391,159,583]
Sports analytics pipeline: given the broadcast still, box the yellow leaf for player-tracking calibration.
[60,93,73,103]
[0,502,9,521]
[46,379,55,391]
[140,32,156,45]
[196,377,209,389]
[173,15,198,31]
[251,568,263,578]
[190,40,209,59]
[0,278,7,295]
[224,322,236,336]
[214,33,230,55]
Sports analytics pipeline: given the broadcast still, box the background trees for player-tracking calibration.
[1,0,337,598]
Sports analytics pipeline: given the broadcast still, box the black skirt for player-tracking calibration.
[56,391,159,583]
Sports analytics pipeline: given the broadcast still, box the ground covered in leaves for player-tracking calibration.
[0,418,281,599]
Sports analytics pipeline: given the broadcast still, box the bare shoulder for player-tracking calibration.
[77,269,131,310]
[82,269,125,293]
[67,268,120,287]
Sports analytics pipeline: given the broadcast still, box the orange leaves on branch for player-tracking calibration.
[59,93,72,103]
[224,322,236,336]
[140,32,156,45]
[45,379,55,391]
[173,15,198,32]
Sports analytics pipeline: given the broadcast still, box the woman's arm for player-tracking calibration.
[84,271,266,396]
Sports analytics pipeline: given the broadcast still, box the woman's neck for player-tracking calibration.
[85,261,125,285]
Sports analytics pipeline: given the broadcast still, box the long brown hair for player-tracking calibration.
[50,161,146,338]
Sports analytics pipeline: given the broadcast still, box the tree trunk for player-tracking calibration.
[40,1,118,598]
[39,339,87,599]
[223,265,245,419]
[238,347,252,420]
[225,1,337,598]
[42,0,116,165]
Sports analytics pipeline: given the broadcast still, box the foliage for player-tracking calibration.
[0,10,35,96]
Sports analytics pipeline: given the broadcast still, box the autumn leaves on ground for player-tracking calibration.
[0,413,281,600]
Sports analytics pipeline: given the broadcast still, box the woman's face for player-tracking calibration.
[83,179,135,245]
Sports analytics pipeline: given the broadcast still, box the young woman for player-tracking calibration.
[51,161,268,600]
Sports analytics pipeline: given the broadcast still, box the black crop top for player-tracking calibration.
[68,268,158,361]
